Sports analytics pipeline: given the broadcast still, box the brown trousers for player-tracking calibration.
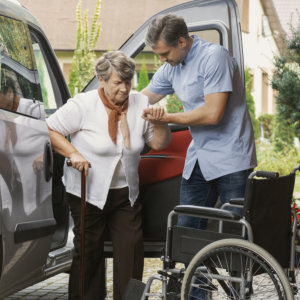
[67,187,144,300]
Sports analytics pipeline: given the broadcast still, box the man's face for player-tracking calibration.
[152,37,187,66]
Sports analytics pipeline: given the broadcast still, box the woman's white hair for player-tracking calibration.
[95,51,135,81]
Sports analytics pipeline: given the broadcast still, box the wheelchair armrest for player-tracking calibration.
[229,198,244,206]
[173,205,241,221]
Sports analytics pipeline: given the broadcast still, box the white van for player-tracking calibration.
[0,0,243,297]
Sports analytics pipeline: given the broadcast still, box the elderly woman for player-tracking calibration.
[46,51,171,300]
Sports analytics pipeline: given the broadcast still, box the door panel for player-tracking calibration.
[29,30,71,251]
[0,16,55,295]
[139,127,192,186]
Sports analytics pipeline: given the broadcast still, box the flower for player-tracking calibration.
[291,198,300,225]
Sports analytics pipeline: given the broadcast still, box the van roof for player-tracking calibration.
[6,0,21,6]
[0,0,42,31]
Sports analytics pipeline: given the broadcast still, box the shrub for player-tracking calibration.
[137,59,149,91]
[272,115,296,152]
[271,17,300,142]
[166,94,183,113]
[258,114,274,139]
[256,140,300,175]
[68,0,101,96]
[245,68,260,139]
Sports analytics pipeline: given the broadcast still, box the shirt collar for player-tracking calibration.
[182,35,199,66]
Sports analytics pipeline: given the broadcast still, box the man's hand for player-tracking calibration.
[142,105,168,124]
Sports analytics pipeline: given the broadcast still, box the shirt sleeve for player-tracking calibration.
[140,94,154,143]
[148,64,175,95]
[46,96,85,136]
[203,46,234,95]
[143,120,154,144]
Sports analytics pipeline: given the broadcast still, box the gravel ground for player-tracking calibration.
[5,258,300,299]
[4,258,163,300]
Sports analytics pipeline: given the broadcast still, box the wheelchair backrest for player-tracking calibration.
[243,173,295,267]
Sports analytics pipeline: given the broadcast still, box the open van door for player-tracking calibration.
[0,1,71,297]
[84,0,244,257]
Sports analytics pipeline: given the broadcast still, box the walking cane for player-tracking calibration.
[67,160,91,300]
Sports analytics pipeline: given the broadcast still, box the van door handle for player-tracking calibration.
[43,141,53,181]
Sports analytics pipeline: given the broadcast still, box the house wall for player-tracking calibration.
[241,0,279,116]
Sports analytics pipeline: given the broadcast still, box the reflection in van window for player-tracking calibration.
[0,16,42,118]
[33,43,56,113]
[0,16,35,70]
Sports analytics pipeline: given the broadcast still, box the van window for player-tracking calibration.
[32,43,57,115]
[0,16,42,118]
[191,29,221,45]
[30,31,66,117]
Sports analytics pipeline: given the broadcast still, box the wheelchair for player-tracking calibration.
[123,165,300,300]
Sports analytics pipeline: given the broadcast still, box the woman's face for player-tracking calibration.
[99,70,131,105]
[0,87,14,110]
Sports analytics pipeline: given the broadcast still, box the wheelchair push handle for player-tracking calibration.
[249,170,279,179]
[291,165,300,174]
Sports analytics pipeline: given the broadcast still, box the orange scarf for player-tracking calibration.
[98,88,130,148]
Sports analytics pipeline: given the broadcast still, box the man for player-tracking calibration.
[142,14,257,230]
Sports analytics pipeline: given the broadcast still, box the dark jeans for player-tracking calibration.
[67,187,144,300]
[178,162,252,299]
[178,162,252,229]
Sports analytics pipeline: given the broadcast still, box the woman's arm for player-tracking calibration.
[142,106,171,150]
[147,123,171,150]
[47,126,90,175]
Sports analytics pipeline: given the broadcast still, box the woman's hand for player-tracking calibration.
[33,154,44,174]
[142,105,167,124]
[69,151,90,176]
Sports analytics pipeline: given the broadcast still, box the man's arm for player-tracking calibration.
[141,87,165,105]
[143,92,229,126]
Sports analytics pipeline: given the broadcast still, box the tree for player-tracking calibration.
[272,16,300,148]
[245,67,260,139]
[136,59,149,91]
[68,0,101,96]
[258,114,274,139]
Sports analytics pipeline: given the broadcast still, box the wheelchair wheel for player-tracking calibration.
[181,239,293,300]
